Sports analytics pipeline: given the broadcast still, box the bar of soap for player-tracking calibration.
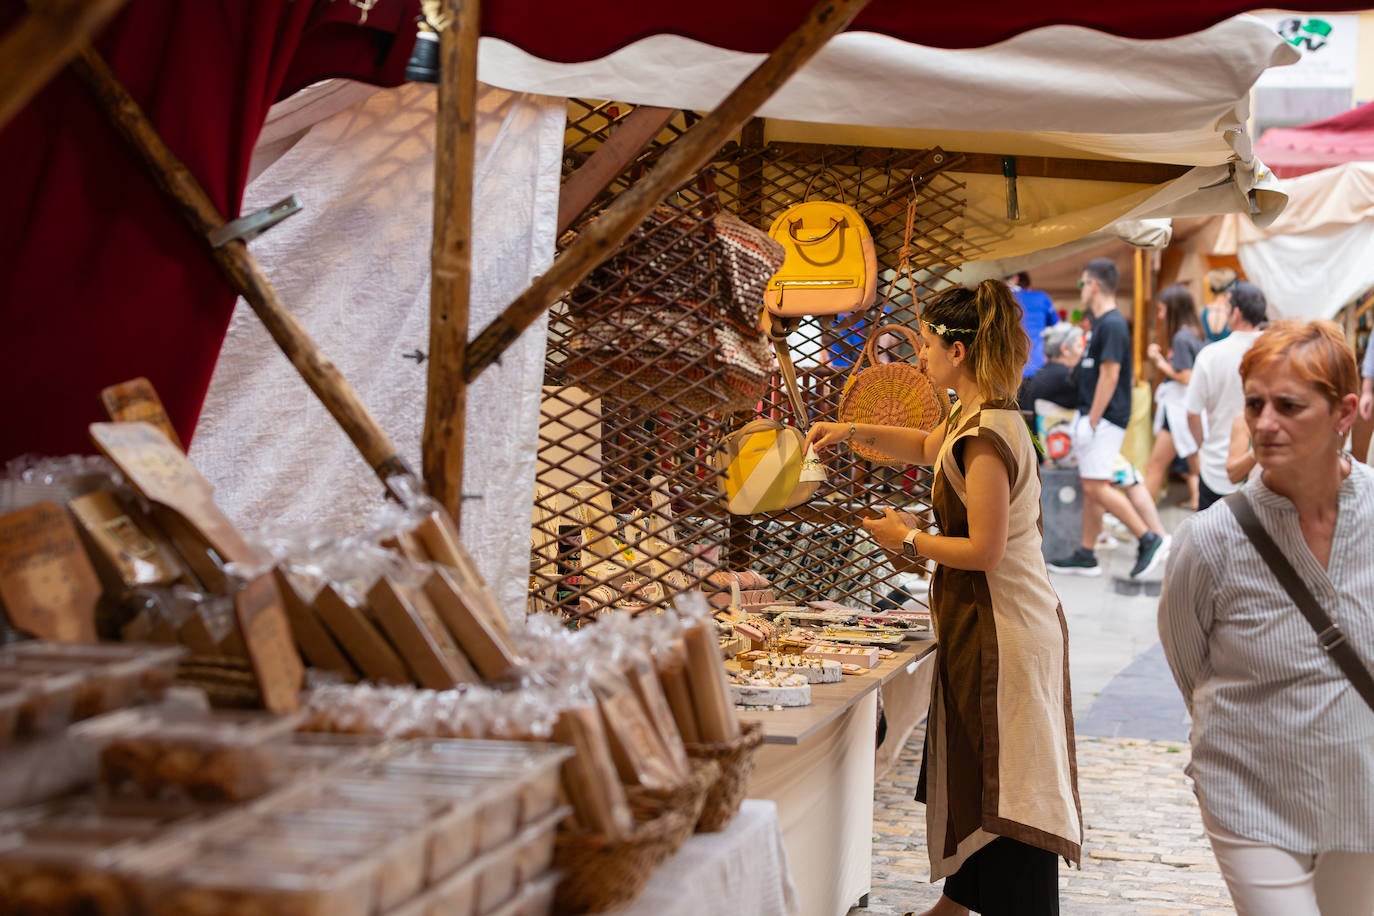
[750,654,842,684]
[728,670,811,707]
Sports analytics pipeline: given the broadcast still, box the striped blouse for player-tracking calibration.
[1158,461,1374,855]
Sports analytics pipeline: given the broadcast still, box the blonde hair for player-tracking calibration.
[920,280,1028,402]
[1205,267,1238,296]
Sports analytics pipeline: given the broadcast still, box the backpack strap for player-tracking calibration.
[764,313,810,426]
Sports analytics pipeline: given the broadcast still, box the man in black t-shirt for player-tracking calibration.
[1047,259,1170,579]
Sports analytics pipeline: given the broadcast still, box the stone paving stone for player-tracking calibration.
[850,730,1235,915]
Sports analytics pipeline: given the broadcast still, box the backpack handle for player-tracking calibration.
[787,216,846,245]
[803,170,848,204]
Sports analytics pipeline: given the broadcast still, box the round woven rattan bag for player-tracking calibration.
[838,324,950,465]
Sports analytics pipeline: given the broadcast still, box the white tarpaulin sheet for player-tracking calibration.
[189,82,564,621]
[1213,162,1374,319]
[478,15,1298,266]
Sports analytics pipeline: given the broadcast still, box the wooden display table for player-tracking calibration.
[739,640,937,916]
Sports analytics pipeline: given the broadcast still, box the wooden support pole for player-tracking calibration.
[464,0,875,383]
[423,0,482,521]
[0,0,127,131]
[1134,247,1147,384]
[71,47,411,482]
[557,105,676,235]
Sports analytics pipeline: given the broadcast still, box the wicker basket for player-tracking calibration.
[626,758,720,854]
[684,719,766,832]
[553,807,691,914]
[838,324,950,466]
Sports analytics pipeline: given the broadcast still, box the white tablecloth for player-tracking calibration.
[607,799,799,916]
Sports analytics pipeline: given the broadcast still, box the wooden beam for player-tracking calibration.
[0,0,127,131]
[758,141,1192,185]
[71,46,412,482]
[464,0,875,383]
[557,105,676,235]
[423,0,482,521]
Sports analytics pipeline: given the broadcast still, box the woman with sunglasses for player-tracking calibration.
[806,281,1081,916]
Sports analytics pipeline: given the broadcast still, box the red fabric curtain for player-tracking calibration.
[480,1,1374,60]
[0,0,418,462]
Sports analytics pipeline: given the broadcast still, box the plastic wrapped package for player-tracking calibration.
[0,668,82,736]
[0,792,213,916]
[485,870,560,916]
[0,839,140,915]
[0,641,185,718]
[130,848,378,916]
[386,739,571,827]
[254,820,427,912]
[0,685,24,747]
[370,759,521,853]
[72,706,303,802]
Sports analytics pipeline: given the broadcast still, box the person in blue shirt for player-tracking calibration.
[1007,271,1061,380]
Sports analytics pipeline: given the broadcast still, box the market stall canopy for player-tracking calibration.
[1,0,1365,463]
[1253,101,1374,179]
[1214,161,1374,320]
[480,16,1299,279]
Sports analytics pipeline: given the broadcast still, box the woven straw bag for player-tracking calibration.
[838,323,949,465]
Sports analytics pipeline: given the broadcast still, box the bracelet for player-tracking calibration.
[845,423,856,442]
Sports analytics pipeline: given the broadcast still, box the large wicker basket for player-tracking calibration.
[683,719,766,832]
[838,324,949,465]
[625,757,720,854]
[553,807,691,914]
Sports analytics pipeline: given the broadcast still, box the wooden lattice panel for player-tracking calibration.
[535,103,974,621]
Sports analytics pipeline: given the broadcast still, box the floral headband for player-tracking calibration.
[921,318,977,337]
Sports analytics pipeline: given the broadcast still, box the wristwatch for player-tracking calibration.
[901,528,920,560]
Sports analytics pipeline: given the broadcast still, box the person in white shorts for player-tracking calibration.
[1047,259,1169,579]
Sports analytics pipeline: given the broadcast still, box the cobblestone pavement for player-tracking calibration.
[855,731,1234,915]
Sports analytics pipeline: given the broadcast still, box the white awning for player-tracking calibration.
[478,16,1298,265]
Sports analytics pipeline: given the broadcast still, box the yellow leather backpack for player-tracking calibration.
[763,174,877,318]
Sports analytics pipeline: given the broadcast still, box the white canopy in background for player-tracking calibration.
[1214,162,1374,320]
[479,15,1299,274]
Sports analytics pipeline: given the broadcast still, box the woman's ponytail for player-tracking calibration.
[970,279,1028,403]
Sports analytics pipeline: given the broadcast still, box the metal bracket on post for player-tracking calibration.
[208,195,302,248]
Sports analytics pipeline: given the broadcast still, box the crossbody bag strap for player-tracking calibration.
[763,313,810,427]
[1223,491,1374,713]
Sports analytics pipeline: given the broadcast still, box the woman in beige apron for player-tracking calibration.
[807,280,1081,915]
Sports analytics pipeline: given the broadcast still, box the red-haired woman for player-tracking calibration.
[1160,319,1374,915]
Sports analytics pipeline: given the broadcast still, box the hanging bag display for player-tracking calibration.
[763,172,877,318]
[713,318,820,515]
[836,195,949,464]
[837,323,949,465]
[565,177,785,414]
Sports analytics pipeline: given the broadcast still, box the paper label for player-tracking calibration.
[89,422,254,566]
[99,377,184,450]
[68,491,181,588]
[0,502,99,642]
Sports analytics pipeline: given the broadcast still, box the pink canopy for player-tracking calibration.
[1254,101,1374,179]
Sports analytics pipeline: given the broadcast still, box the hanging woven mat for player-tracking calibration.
[838,323,949,465]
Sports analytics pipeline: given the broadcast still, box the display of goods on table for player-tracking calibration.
[0,427,769,914]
